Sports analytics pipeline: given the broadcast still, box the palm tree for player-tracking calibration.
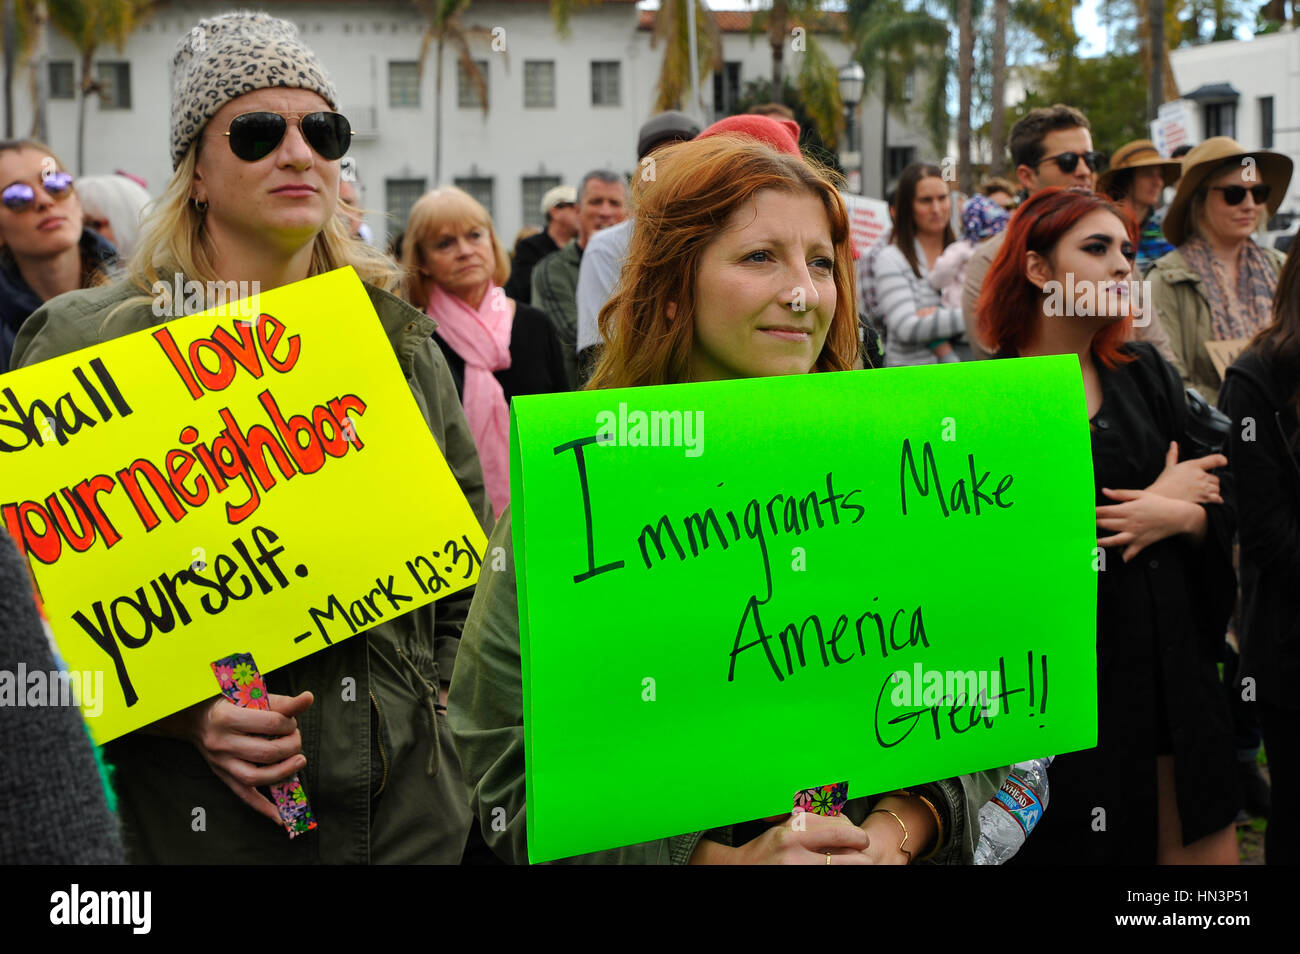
[848,0,950,189]
[1136,0,1179,111]
[47,0,151,174]
[958,0,973,192]
[746,1,849,147]
[988,0,1007,175]
[3,0,16,136]
[647,0,721,114]
[414,0,493,185]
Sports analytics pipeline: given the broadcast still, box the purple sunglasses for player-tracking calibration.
[2,170,76,212]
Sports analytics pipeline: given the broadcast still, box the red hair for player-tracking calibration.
[977,186,1138,369]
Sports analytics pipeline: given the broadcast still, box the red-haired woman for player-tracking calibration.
[978,186,1239,864]
[450,135,1010,865]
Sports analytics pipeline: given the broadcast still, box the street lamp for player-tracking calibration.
[838,62,865,194]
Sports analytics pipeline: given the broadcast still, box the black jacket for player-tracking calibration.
[503,231,560,305]
[1220,345,1300,709]
[1,228,117,371]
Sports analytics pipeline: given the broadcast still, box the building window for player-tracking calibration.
[389,61,420,108]
[49,61,75,100]
[1260,96,1275,149]
[386,177,427,242]
[454,176,494,220]
[903,71,915,103]
[458,59,489,109]
[96,62,131,110]
[524,60,556,108]
[712,62,741,121]
[591,61,620,107]
[886,146,916,183]
[1204,101,1236,140]
[522,175,562,229]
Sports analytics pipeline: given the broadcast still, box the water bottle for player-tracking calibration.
[973,757,1053,865]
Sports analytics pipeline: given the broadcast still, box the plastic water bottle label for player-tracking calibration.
[992,775,1043,836]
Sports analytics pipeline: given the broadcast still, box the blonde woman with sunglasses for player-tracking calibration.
[0,140,116,370]
[10,13,490,864]
[1148,137,1294,405]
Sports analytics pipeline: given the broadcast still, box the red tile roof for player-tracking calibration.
[638,8,846,32]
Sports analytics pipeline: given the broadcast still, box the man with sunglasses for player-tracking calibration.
[503,185,579,305]
[961,104,1176,363]
[1,140,117,371]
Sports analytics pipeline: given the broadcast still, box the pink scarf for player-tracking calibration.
[427,282,513,518]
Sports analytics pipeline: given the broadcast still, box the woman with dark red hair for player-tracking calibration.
[978,187,1240,865]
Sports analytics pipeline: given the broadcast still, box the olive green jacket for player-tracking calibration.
[11,275,491,863]
[449,508,1010,865]
[1147,245,1286,406]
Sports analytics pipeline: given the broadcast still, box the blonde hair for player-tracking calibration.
[400,186,511,310]
[106,141,401,329]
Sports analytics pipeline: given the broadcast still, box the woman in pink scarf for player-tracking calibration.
[402,187,568,518]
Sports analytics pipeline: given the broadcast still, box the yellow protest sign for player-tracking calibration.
[1,267,486,743]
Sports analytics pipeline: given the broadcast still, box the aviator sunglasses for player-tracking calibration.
[223,111,353,162]
[1210,184,1271,206]
[1035,151,1106,175]
[2,170,75,212]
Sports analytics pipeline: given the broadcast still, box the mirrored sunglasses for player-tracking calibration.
[2,170,75,212]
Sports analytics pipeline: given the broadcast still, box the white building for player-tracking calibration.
[3,0,935,243]
[1170,27,1300,214]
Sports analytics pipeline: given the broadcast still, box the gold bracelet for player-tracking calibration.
[882,789,945,862]
[912,793,944,862]
[867,808,911,862]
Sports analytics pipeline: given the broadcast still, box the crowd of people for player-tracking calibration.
[1,11,1296,867]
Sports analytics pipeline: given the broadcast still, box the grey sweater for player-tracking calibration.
[0,529,123,863]
[874,241,966,367]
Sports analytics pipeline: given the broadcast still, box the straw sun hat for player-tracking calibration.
[1162,136,1293,246]
[1095,139,1181,196]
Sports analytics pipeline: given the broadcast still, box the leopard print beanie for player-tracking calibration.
[170,12,339,169]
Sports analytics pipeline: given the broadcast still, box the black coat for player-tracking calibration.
[1005,342,1239,864]
[432,300,569,403]
[1219,345,1300,710]
[1,227,116,371]
[503,231,559,306]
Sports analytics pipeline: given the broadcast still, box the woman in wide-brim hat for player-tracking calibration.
[1098,139,1181,274]
[1147,136,1292,404]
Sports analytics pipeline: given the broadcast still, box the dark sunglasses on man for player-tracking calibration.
[2,170,75,212]
[1034,151,1107,175]
[223,111,353,163]
[1210,184,1271,206]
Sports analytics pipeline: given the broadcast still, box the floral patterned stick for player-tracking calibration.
[211,652,318,838]
[792,781,849,817]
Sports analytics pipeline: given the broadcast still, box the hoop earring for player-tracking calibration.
[192,198,208,214]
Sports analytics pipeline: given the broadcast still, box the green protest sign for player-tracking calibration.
[510,356,1098,863]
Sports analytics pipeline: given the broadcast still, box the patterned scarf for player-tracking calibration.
[1179,236,1278,342]
[427,282,513,518]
